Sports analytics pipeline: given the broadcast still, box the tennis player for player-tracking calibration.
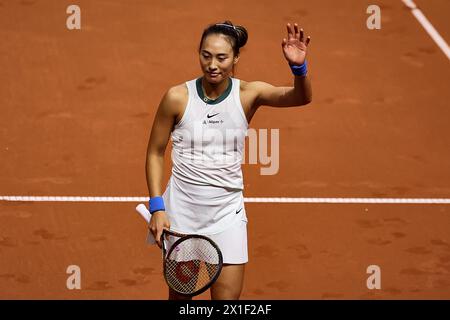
[146,20,312,300]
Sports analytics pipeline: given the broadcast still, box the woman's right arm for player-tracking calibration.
[146,86,185,247]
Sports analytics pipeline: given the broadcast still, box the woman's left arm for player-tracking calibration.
[252,22,312,108]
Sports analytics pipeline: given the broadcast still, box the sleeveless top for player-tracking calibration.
[161,76,249,235]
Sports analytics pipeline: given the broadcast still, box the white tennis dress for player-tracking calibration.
[157,76,249,264]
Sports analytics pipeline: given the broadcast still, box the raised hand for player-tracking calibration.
[281,22,311,66]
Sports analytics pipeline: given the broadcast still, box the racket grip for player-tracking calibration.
[135,203,156,245]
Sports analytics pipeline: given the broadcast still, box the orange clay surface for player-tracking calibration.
[1,0,449,299]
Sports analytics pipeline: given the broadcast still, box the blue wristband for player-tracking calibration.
[290,60,307,76]
[149,196,165,214]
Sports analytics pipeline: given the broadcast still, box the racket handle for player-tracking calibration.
[135,203,156,245]
[136,203,151,223]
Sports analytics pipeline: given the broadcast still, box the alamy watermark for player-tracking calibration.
[66,5,81,30]
[366,5,381,30]
[172,126,280,176]
[366,265,381,290]
[66,265,81,290]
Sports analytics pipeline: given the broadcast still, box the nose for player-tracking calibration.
[207,59,218,71]
[208,64,217,72]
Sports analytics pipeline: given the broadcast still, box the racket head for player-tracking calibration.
[161,230,223,297]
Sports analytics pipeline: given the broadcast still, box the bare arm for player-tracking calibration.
[146,89,177,197]
[252,75,312,108]
[145,86,184,246]
[252,22,312,109]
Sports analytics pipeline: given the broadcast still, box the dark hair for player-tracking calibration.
[198,20,248,57]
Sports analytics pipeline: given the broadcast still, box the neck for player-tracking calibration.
[201,77,230,99]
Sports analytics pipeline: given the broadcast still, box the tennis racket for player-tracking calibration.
[135,204,223,296]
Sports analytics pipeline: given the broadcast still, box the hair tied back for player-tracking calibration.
[215,23,237,31]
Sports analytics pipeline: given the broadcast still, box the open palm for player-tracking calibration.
[282,23,311,66]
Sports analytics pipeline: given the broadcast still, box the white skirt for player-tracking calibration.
[162,175,246,235]
[163,216,248,265]
[207,216,248,264]
[156,175,249,264]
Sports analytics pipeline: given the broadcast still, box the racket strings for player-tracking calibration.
[164,237,221,295]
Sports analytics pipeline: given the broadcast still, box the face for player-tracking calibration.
[199,34,239,84]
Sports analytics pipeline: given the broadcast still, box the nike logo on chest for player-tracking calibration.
[207,113,220,119]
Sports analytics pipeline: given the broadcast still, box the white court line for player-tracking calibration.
[402,0,450,60]
[0,196,449,204]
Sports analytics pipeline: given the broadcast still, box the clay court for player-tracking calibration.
[1,0,449,299]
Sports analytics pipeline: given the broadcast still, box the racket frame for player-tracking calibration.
[161,229,223,297]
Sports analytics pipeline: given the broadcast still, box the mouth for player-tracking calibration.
[208,72,220,78]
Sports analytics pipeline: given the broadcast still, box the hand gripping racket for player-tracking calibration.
[135,204,223,296]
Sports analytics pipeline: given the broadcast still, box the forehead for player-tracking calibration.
[201,34,233,54]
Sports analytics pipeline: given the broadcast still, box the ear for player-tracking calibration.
[233,55,240,64]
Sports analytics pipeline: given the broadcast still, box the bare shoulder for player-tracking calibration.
[240,79,272,93]
[239,79,264,102]
[159,82,188,117]
[238,79,272,111]
[164,82,188,104]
